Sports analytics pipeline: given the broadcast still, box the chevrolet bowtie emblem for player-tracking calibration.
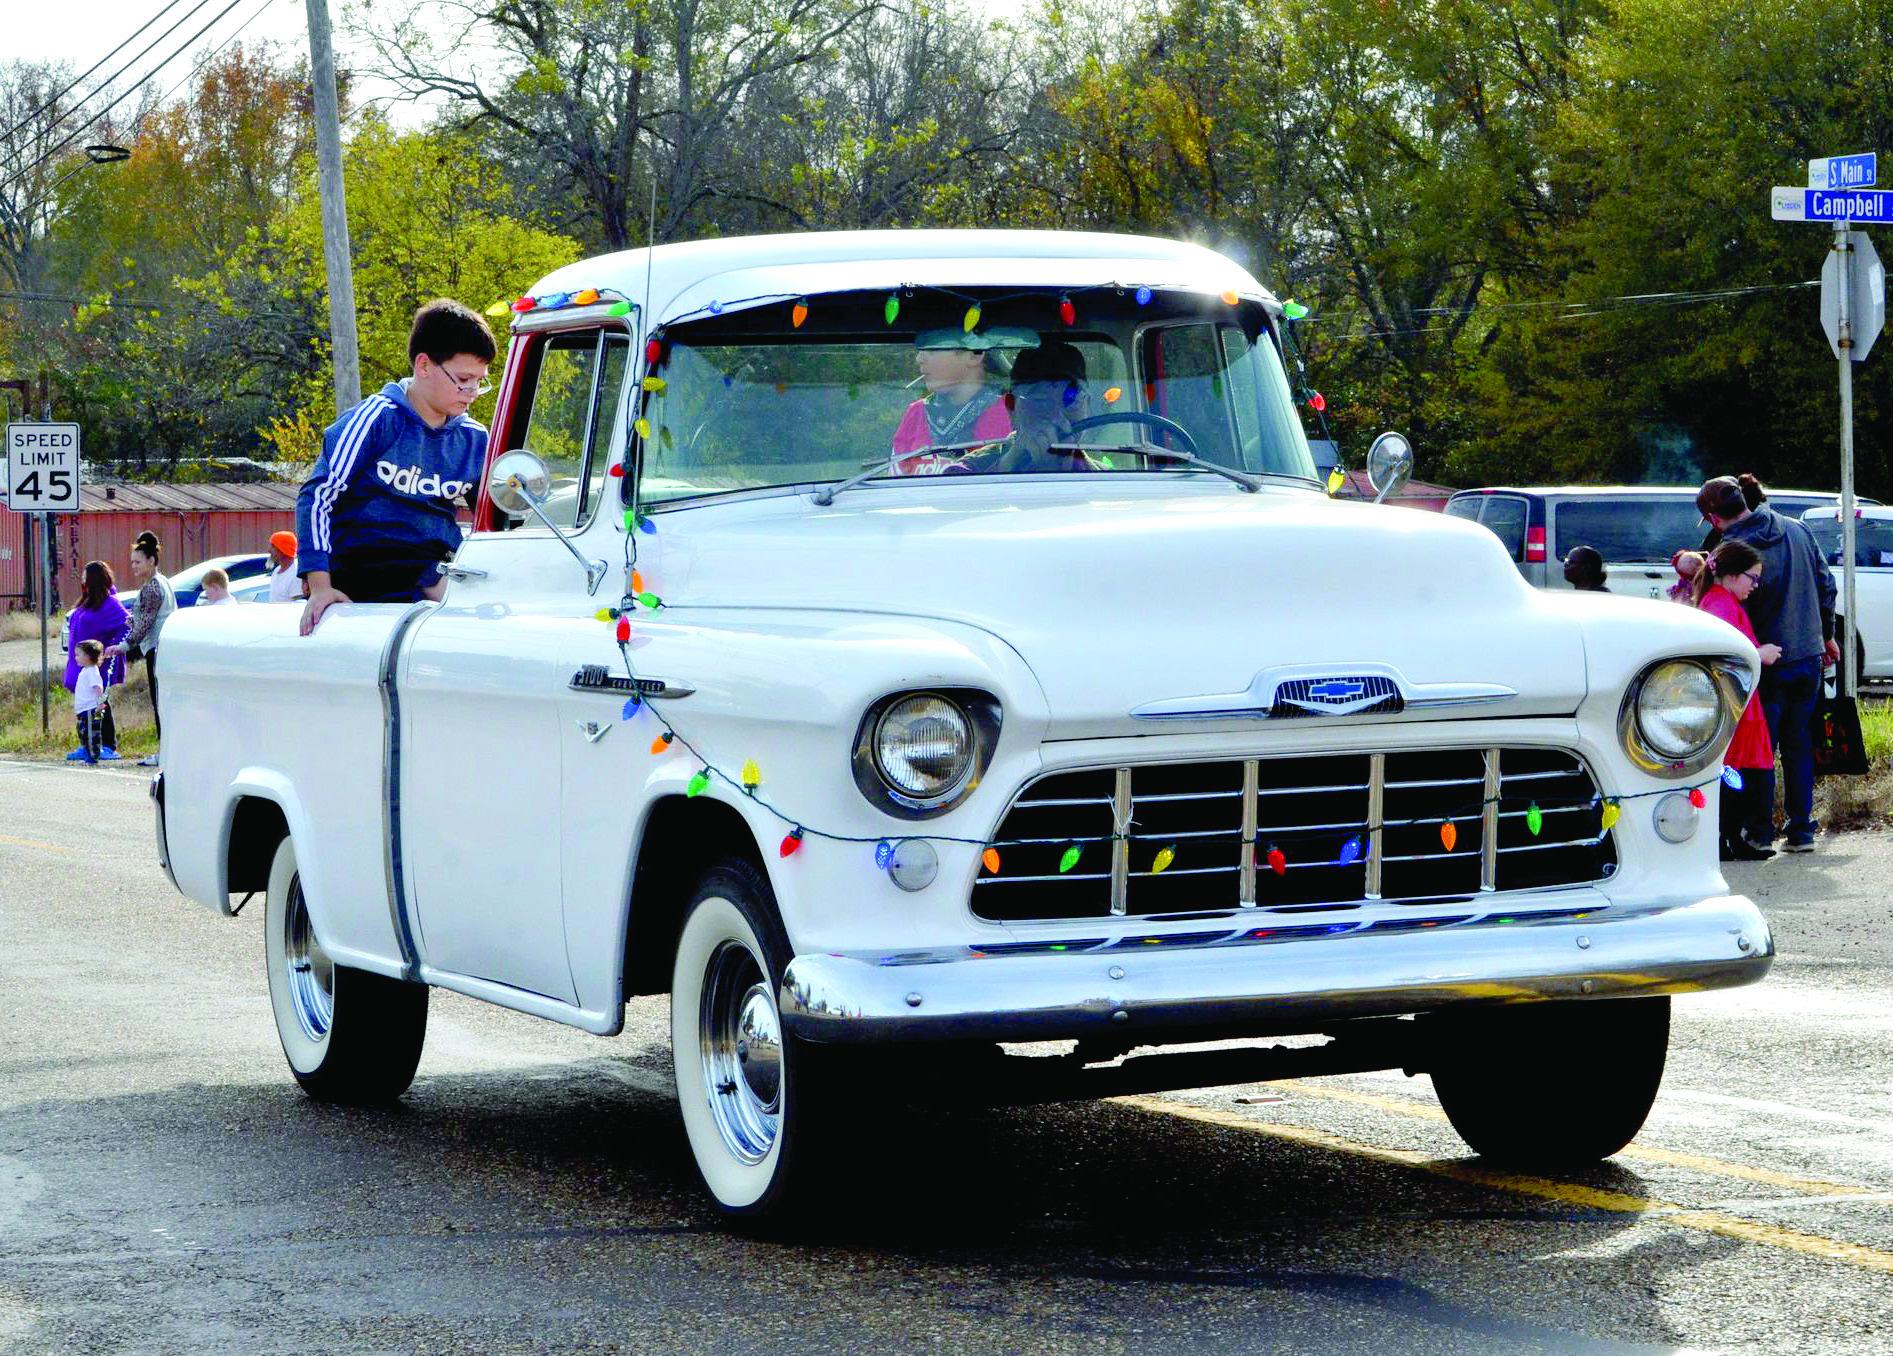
[1306,679,1367,701]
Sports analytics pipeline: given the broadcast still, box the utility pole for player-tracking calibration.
[304,0,361,414]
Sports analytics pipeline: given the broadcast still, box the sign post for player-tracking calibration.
[1771,154,1886,698]
[4,421,82,733]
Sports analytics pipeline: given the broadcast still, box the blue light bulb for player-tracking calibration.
[874,840,894,870]
[1134,285,1153,306]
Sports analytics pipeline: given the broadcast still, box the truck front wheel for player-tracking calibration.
[265,836,428,1104]
[1427,995,1670,1167]
[671,859,826,1218]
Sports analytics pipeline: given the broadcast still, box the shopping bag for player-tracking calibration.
[1812,688,1870,777]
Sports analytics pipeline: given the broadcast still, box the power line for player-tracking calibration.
[0,0,248,196]
[1300,280,1821,342]
[0,0,193,145]
[146,0,288,110]
[0,0,221,180]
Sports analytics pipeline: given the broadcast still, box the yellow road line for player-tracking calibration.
[1123,1095,1893,1277]
[1271,1079,1878,1199]
[0,832,67,853]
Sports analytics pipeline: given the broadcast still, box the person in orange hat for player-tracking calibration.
[266,530,303,603]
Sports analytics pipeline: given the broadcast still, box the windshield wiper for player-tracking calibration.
[1077,443,1264,493]
[810,441,993,505]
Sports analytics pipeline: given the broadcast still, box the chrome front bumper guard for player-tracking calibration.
[779,892,1772,1044]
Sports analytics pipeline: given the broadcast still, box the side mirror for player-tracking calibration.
[1366,431,1414,505]
[484,448,609,596]
[488,449,551,518]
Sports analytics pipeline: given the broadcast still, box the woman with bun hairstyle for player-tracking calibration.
[1693,539,1779,860]
[105,531,176,766]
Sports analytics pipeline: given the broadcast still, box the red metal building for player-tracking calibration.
[0,481,297,611]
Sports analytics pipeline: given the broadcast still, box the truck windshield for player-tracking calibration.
[633,290,1317,504]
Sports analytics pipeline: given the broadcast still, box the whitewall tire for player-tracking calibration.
[264,836,428,1104]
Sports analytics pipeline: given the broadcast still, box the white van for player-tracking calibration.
[1801,505,1893,680]
[1446,486,1876,597]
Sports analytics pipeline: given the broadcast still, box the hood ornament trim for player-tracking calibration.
[1131,663,1517,721]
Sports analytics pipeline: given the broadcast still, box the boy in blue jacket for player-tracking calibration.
[297,299,497,634]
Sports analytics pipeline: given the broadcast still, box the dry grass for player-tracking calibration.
[0,610,48,643]
[0,662,155,759]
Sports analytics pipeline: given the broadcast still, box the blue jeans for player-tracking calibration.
[1759,656,1821,839]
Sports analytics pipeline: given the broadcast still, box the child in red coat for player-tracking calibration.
[1694,540,1779,860]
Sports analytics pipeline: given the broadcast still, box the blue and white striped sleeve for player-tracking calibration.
[296,396,392,577]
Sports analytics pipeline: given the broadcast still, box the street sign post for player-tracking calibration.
[1769,159,1888,698]
[3,421,82,733]
[1808,153,1877,190]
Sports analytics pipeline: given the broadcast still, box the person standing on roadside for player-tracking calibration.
[103,530,175,768]
[63,560,128,760]
[1563,545,1609,592]
[296,300,495,634]
[1697,475,1838,852]
[265,531,302,603]
[1692,541,1780,861]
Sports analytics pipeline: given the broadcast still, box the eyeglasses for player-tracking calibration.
[1743,569,1764,582]
[431,358,492,397]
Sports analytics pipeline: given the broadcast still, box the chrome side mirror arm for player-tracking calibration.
[487,449,610,596]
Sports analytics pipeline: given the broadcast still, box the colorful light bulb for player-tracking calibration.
[740,759,761,790]
[875,840,894,869]
[1721,767,1744,791]
[637,592,661,610]
[1688,786,1707,809]
[1267,846,1286,876]
[646,338,663,365]
[1440,820,1458,851]
[1059,295,1076,326]
[884,294,900,325]
[708,301,724,315]
[1309,391,1327,412]
[1282,299,1310,320]
[485,299,510,317]
[621,695,641,719]
[631,570,644,593]
[780,828,804,857]
[642,376,667,393]
[1600,800,1621,830]
[651,732,673,755]
[1220,289,1239,305]
[606,301,632,317]
[963,303,981,332]
[615,617,631,643]
[1151,844,1176,874]
[637,515,656,535]
[540,292,570,309]
[686,770,710,798]
[792,298,809,328]
[1327,466,1346,496]
[573,288,600,305]
[1134,285,1153,306]
[1526,803,1544,836]
[511,296,536,313]
[594,608,614,623]
[1058,844,1082,873]
[1103,386,1122,404]
[1338,835,1362,866]
[608,463,625,478]
[635,418,652,439]
[981,847,1001,874]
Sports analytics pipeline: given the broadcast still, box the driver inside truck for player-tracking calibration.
[890,327,1013,475]
[959,338,1099,475]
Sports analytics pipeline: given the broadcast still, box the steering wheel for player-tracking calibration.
[1062,411,1201,460]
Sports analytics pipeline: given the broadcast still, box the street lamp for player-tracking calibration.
[83,144,131,165]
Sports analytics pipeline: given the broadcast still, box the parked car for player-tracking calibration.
[154,231,1773,1220]
[1445,486,1879,597]
[60,553,275,652]
[1800,505,1893,681]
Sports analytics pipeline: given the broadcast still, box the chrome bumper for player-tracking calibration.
[779,893,1772,1044]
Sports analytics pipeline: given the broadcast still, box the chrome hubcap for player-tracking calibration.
[284,876,334,1043]
[700,940,781,1165]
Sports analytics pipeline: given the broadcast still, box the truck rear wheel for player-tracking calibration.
[1427,996,1670,1167]
[265,836,428,1104]
[671,859,827,1218]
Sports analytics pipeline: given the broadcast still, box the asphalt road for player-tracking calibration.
[2,759,1891,1354]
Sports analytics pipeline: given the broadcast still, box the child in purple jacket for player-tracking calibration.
[62,561,128,759]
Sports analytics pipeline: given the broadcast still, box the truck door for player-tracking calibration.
[398,326,628,1004]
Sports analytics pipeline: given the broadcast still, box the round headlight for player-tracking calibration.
[1635,660,1722,759]
[875,695,972,800]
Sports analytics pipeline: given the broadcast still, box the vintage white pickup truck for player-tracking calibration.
[155,230,1773,1218]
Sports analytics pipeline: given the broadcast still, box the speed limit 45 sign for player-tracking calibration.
[3,423,81,512]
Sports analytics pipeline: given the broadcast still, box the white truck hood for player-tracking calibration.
[651,481,1585,737]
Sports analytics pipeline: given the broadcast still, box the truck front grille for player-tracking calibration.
[972,747,1616,922]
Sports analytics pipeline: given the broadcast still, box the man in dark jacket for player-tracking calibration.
[1697,476,1840,852]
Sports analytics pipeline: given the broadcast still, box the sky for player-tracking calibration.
[8,0,440,132]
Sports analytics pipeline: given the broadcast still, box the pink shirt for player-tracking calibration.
[891,393,1011,474]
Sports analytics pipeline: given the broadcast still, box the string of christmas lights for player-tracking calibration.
[570,287,1736,882]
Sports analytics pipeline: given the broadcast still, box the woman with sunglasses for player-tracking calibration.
[1693,539,1780,860]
